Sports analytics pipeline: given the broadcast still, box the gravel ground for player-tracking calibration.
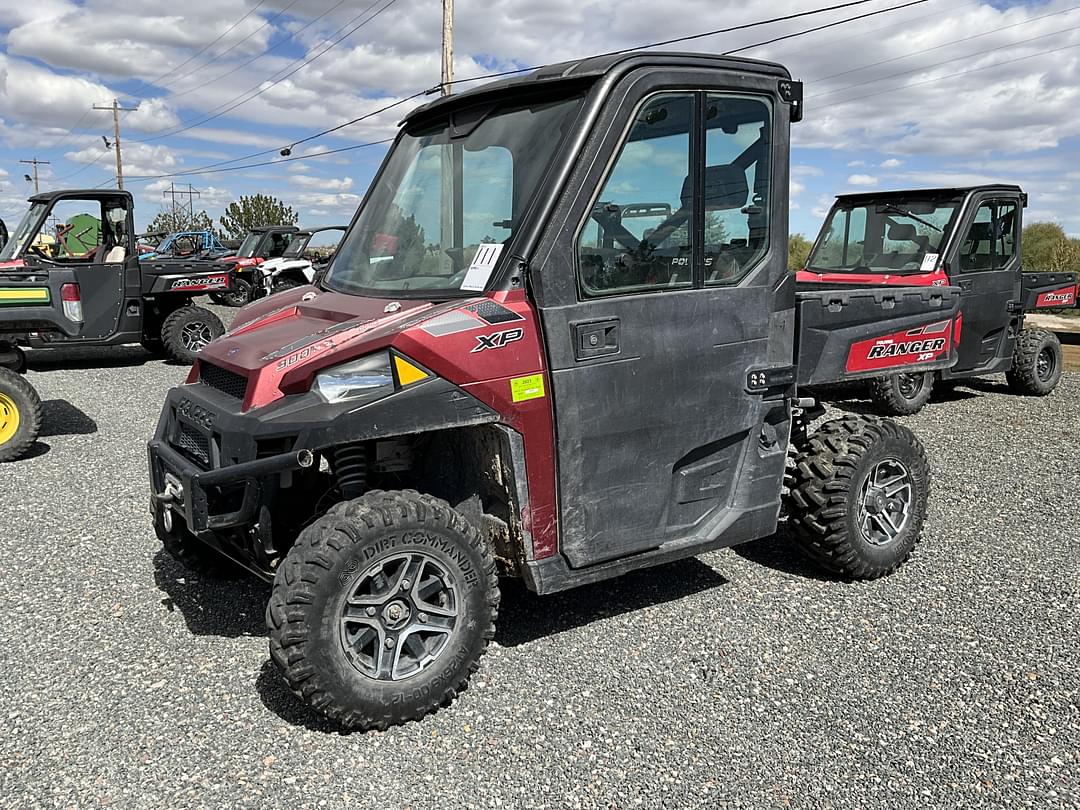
[0,324,1077,809]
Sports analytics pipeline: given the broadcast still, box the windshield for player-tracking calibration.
[808,197,963,273]
[237,232,262,258]
[0,202,46,262]
[284,233,311,258]
[325,93,584,298]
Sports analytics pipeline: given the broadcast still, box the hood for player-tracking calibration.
[0,259,26,272]
[796,267,946,287]
[192,287,459,409]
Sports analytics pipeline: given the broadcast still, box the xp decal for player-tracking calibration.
[470,327,525,353]
[846,320,954,373]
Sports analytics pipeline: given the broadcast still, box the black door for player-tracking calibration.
[535,77,794,568]
[950,196,1022,374]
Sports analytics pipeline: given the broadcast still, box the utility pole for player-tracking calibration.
[19,158,50,194]
[162,182,201,228]
[93,99,138,190]
[441,0,454,96]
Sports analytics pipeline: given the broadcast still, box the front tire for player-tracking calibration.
[1006,328,1062,396]
[0,368,42,462]
[267,490,499,730]
[212,278,252,307]
[868,371,934,415]
[784,416,929,580]
[161,306,225,364]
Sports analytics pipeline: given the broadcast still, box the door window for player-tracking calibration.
[959,200,1018,272]
[703,95,771,285]
[578,93,694,297]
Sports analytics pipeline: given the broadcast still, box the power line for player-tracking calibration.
[166,0,350,102]
[134,0,399,143]
[138,0,269,93]
[815,37,1080,111]
[723,0,928,55]
[809,23,1080,99]
[121,0,932,183]
[808,3,1078,82]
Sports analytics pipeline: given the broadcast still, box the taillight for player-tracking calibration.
[60,283,83,323]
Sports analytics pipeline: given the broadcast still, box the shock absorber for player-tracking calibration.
[334,443,368,500]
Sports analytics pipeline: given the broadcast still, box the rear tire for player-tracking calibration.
[868,371,934,415]
[784,416,929,580]
[1006,328,1062,396]
[267,489,499,730]
[161,306,224,365]
[213,278,252,307]
[0,368,42,462]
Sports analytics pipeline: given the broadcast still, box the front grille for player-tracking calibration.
[176,423,211,467]
[200,363,248,400]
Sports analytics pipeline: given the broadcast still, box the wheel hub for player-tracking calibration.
[0,392,20,445]
[857,458,914,546]
[338,551,459,681]
[180,322,213,351]
[897,373,923,399]
[1036,347,1055,382]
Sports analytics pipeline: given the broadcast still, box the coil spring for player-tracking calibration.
[334,443,368,500]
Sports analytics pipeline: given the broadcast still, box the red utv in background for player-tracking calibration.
[798,186,1077,413]
[210,225,300,307]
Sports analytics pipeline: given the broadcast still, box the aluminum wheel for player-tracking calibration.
[1036,346,1056,383]
[896,373,925,400]
[338,552,459,681]
[180,321,213,352]
[857,458,913,546]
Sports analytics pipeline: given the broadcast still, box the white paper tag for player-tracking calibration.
[920,252,939,272]
[460,242,505,291]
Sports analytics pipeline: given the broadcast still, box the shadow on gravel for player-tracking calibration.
[26,345,155,371]
[730,530,840,582]
[494,558,728,648]
[38,399,97,437]
[152,549,269,638]
[2,440,49,461]
[256,661,350,734]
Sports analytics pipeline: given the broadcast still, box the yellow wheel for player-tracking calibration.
[0,390,19,445]
[0,368,41,461]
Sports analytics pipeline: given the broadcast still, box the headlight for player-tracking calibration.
[312,351,431,404]
[313,352,395,404]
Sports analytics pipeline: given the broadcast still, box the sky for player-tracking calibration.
[1,0,1079,239]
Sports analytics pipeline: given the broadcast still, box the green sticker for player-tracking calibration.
[510,374,545,403]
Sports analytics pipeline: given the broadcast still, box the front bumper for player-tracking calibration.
[148,439,312,533]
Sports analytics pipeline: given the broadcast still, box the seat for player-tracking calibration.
[104,246,126,263]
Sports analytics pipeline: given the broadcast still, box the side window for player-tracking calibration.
[703,94,771,285]
[959,200,1018,272]
[578,93,694,297]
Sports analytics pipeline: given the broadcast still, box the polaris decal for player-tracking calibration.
[846,321,953,373]
[470,327,525,353]
[170,275,229,291]
[1035,285,1077,308]
[274,339,335,372]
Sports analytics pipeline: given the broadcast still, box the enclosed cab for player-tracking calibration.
[799,186,1077,413]
[210,225,301,306]
[149,51,962,730]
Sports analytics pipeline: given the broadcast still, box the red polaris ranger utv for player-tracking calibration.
[799,187,1078,414]
[149,52,966,729]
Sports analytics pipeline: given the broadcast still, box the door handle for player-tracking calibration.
[573,318,620,360]
[958,279,974,291]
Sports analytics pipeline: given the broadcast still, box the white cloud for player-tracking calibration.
[847,174,878,187]
[880,158,903,169]
[290,174,354,191]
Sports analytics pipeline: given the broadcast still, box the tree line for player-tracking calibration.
[145,193,298,239]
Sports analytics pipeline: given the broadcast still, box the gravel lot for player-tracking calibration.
[1,323,1078,809]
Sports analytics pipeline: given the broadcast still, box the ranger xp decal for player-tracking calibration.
[471,328,525,353]
[170,275,229,291]
[846,320,954,373]
[1035,285,1077,308]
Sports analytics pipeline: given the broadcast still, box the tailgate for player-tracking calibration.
[1020,271,1077,310]
[797,285,961,386]
[140,259,232,295]
[0,266,80,337]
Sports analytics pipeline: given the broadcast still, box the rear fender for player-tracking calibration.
[1020,271,1077,310]
[797,285,962,386]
